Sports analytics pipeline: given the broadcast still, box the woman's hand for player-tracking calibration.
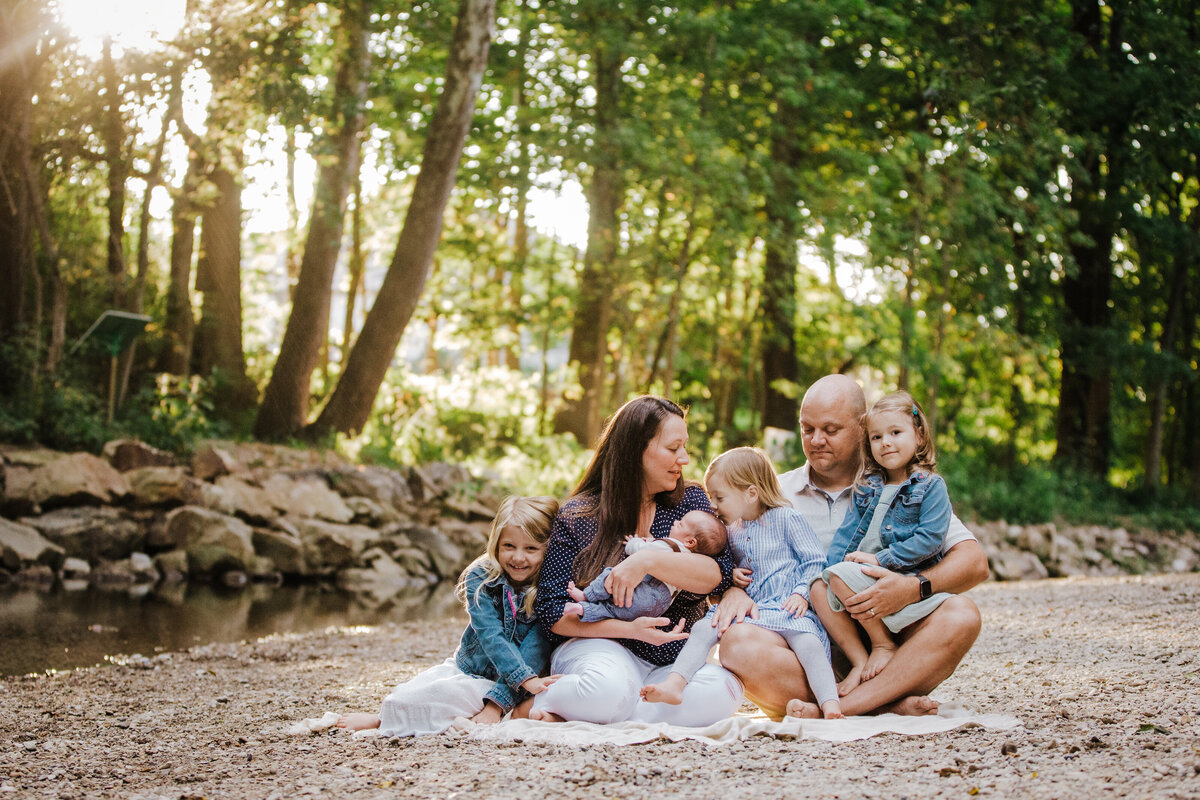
[520,674,563,695]
[604,551,652,607]
[713,587,758,635]
[731,567,753,588]
[629,616,689,645]
[782,593,809,618]
[846,551,879,565]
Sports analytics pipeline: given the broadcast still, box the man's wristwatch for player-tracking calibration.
[916,573,932,600]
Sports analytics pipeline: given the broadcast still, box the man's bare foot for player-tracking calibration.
[885,695,939,716]
[528,709,565,722]
[640,673,686,705]
[566,581,586,603]
[863,644,896,680]
[469,702,503,725]
[837,663,864,696]
[562,602,584,617]
[784,698,820,719]
[335,713,381,732]
[821,699,845,720]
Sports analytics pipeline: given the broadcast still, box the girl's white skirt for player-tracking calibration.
[379,658,495,736]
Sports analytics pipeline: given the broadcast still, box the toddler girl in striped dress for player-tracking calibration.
[640,447,843,719]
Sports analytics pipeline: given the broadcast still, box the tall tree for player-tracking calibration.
[255,0,372,440]
[305,0,496,439]
[0,1,47,365]
[553,2,632,445]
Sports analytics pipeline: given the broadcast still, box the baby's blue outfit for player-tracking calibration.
[668,506,838,707]
[575,538,680,623]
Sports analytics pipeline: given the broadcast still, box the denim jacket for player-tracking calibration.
[454,562,553,713]
[825,472,951,574]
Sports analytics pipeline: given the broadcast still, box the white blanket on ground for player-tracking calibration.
[288,702,1020,746]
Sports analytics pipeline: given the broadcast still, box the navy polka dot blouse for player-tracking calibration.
[534,484,735,666]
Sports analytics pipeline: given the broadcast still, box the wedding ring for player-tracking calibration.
[870,609,876,616]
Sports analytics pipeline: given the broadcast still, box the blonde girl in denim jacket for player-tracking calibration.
[810,391,955,704]
[336,496,561,735]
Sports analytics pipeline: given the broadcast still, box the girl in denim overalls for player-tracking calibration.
[336,496,560,735]
[812,391,954,702]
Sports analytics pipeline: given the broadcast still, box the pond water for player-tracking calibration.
[0,579,463,677]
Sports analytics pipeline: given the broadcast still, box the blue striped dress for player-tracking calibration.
[717,505,830,651]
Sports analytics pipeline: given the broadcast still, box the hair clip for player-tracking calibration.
[912,405,919,417]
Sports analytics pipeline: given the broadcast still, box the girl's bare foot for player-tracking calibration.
[562,602,584,617]
[863,644,896,680]
[821,699,845,720]
[784,699,820,719]
[566,581,586,603]
[639,673,686,705]
[885,695,939,716]
[837,663,864,696]
[335,713,381,732]
[468,703,503,725]
[528,709,565,722]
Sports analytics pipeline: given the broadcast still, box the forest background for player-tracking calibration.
[1,0,1198,533]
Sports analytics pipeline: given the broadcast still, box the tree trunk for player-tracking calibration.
[255,0,371,440]
[161,147,204,376]
[193,163,255,411]
[555,36,624,444]
[645,215,698,394]
[760,102,802,431]
[341,165,365,371]
[118,64,180,407]
[0,1,38,370]
[304,0,496,440]
[100,39,129,310]
[1053,0,1127,478]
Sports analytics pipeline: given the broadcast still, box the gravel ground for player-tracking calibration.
[2,573,1198,799]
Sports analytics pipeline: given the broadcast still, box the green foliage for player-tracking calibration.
[117,374,233,455]
[943,457,1200,533]
[353,367,590,497]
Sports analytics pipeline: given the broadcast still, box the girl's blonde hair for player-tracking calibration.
[857,390,937,486]
[456,495,559,616]
[703,447,789,512]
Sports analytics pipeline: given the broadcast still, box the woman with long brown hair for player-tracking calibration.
[530,396,745,724]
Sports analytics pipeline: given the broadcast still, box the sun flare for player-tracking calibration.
[53,0,186,57]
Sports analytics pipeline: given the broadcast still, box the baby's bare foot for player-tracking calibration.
[821,699,845,720]
[335,713,381,732]
[784,699,820,719]
[837,664,864,696]
[566,580,586,603]
[562,602,584,618]
[640,676,686,705]
[863,644,896,681]
[887,695,939,716]
[528,709,565,722]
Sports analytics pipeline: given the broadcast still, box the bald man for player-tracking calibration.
[716,375,989,717]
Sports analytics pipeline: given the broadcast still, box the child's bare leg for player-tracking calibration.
[863,628,897,681]
[511,696,536,719]
[335,712,381,732]
[815,577,869,695]
[528,708,565,722]
[562,602,584,617]
[781,630,844,720]
[566,580,586,603]
[639,672,687,705]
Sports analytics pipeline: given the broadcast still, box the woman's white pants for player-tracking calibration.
[531,638,744,726]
